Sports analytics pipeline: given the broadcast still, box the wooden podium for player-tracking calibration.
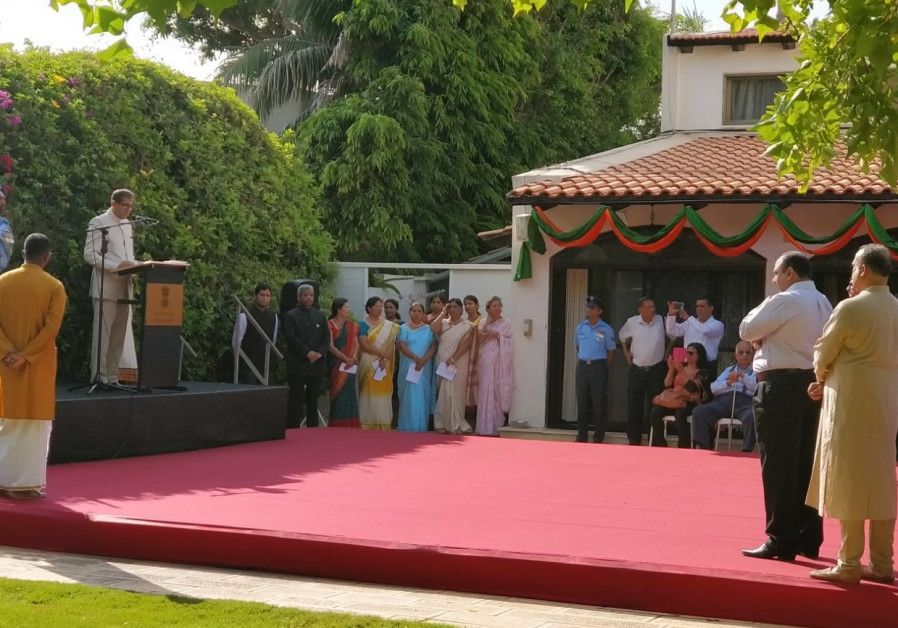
[118,260,190,390]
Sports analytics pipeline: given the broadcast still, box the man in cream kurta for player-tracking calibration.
[0,234,67,499]
[83,189,137,384]
[806,244,898,584]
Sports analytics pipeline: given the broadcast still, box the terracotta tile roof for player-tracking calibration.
[667,29,795,47]
[508,135,895,204]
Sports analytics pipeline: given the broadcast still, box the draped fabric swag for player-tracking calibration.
[513,204,898,281]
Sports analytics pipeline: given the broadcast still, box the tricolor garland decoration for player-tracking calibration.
[513,204,898,281]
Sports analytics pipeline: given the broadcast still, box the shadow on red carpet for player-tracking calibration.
[1,429,896,627]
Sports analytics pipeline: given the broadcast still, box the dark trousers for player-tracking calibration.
[575,360,609,442]
[288,367,324,428]
[691,393,757,451]
[238,356,265,385]
[626,362,666,445]
[649,403,694,448]
[754,370,823,554]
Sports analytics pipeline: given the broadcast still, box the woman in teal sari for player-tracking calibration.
[396,303,437,432]
[327,298,359,427]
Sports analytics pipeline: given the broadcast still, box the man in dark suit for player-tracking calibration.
[282,284,329,428]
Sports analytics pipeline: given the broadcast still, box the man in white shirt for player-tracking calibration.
[619,297,667,445]
[739,251,832,562]
[83,189,137,385]
[666,297,725,375]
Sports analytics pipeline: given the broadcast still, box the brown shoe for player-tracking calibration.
[861,565,895,584]
[3,489,46,501]
[809,566,861,584]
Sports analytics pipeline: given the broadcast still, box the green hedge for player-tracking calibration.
[0,48,333,381]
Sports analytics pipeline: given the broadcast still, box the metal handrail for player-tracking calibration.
[232,294,283,385]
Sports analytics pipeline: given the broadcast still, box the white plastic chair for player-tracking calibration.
[649,414,691,446]
[715,417,742,451]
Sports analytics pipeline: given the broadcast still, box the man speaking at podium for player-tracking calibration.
[83,189,137,385]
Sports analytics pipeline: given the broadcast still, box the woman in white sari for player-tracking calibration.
[431,298,474,434]
[358,297,400,430]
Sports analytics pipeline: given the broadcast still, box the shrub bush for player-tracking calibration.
[0,48,333,382]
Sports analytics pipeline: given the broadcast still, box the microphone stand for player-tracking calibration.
[69,223,136,395]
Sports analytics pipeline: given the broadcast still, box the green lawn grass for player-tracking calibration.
[0,577,451,627]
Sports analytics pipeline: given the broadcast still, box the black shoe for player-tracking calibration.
[575,437,587,443]
[742,542,796,561]
[799,548,820,559]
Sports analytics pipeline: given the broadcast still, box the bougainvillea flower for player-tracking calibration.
[7,115,21,127]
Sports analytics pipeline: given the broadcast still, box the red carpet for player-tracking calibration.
[1,429,896,626]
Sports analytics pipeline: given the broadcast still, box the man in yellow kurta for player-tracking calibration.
[806,243,898,584]
[0,233,67,500]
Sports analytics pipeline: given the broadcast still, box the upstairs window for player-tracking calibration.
[725,75,785,125]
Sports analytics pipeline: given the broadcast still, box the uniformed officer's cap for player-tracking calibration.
[586,296,603,309]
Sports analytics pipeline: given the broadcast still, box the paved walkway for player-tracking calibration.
[0,546,784,627]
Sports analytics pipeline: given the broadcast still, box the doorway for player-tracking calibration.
[546,230,766,431]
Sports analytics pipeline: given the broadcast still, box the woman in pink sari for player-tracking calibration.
[475,296,514,436]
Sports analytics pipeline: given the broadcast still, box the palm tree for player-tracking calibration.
[218,0,351,124]
[670,1,708,33]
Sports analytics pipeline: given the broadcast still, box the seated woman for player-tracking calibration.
[649,342,710,448]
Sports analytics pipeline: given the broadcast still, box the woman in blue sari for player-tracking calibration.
[396,302,437,432]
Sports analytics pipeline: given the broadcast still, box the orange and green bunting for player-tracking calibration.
[513,204,898,281]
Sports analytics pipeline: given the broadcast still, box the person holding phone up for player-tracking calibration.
[666,297,725,376]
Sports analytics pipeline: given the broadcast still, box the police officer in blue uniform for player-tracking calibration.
[574,296,616,443]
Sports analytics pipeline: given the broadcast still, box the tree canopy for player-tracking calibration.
[296,0,662,262]
[145,0,662,263]
[721,0,898,188]
[59,0,898,191]
[0,48,332,380]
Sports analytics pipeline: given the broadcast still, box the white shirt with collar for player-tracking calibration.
[739,280,832,373]
[83,208,136,300]
[666,315,725,361]
[619,314,666,367]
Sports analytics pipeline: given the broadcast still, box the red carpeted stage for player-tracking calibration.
[1,430,896,626]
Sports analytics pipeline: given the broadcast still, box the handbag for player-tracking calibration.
[653,387,687,409]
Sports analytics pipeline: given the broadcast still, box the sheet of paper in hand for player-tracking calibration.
[435,361,457,381]
[406,364,423,384]
[373,365,388,381]
[339,362,357,374]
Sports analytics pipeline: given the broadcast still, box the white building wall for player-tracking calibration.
[332,266,367,316]
[508,203,898,428]
[449,268,513,318]
[661,41,798,132]
[333,263,512,320]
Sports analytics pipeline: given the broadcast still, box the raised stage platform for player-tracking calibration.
[51,382,288,463]
[3,430,896,627]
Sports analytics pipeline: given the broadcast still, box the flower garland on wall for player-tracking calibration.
[513,204,898,281]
